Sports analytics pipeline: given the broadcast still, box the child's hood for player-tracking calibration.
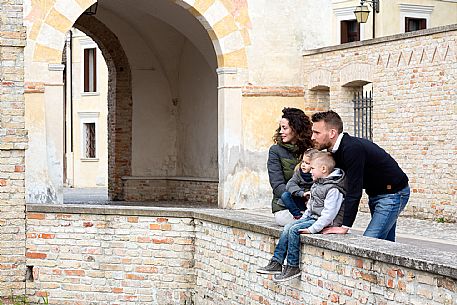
[318,168,345,184]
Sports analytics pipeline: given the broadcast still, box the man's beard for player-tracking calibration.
[314,140,332,151]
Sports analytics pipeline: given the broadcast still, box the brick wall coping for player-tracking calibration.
[27,203,457,280]
[121,176,218,182]
[303,23,457,56]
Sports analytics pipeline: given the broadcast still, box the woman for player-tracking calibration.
[267,107,313,226]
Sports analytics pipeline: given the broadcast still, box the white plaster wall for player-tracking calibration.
[97,6,218,178]
[96,9,179,177]
[247,0,333,85]
[176,40,218,178]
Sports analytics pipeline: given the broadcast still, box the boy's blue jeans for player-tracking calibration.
[272,217,316,267]
[364,185,410,242]
[280,192,306,218]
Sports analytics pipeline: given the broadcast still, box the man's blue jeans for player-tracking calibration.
[281,192,306,218]
[364,185,410,242]
[272,217,316,267]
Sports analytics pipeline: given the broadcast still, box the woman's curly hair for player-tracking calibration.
[273,107,313,155]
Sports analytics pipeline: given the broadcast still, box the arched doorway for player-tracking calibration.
[24,0,249,207]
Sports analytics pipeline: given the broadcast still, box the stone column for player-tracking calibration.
[216,67,244,208]
[0,0,27,295]
[44,64,65,203]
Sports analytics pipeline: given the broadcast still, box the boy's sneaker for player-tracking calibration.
[273,265,301,282]
[256,260,282,274]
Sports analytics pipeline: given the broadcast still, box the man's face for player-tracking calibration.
[311,121,333,151]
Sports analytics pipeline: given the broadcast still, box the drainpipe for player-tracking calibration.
[65,29,74,186]
[372,8,376,39]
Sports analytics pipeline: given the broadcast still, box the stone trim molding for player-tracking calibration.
[27,204,457,280]
[398,4,434,14]
[242,86,305,97]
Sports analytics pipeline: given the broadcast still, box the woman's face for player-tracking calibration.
[279,118,297,144]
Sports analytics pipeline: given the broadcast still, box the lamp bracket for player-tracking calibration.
[360,0,379,13]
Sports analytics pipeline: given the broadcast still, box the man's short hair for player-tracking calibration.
[311,151,336,172]
[311,110,343,134]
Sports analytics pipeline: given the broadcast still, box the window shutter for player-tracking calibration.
[93,49,97,92]
[84,49,89,92]
[341,21,348,44]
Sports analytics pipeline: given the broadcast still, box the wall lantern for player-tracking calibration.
[354,0,379,23]
[83,2,98,15]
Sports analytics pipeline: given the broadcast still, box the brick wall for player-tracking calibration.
[123,177,218,204]
[0,0,27,296]
[26,211,195,304]
[25,206,457,304]
[303,25,457,221]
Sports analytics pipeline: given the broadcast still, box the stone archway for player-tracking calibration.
[74,15,132,200]
[24,0,251,207]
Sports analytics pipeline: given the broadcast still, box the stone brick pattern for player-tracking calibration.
[25,210,457,305]
[0,0,27,297]
[303,25,457,221]
[26,212,195,304]
[123,178,218,204]
[194,220,456,305]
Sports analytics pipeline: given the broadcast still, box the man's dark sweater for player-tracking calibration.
[332,133,409,227]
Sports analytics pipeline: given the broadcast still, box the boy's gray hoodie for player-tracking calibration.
[304,168,346,234]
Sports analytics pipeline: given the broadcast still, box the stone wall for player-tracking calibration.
[0,0,27,296]
[25,205,457,304]
[303,25,457,222]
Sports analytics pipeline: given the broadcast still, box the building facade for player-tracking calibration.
[64,29,108,188]
[18,0,457,210]
[0,0,456,299]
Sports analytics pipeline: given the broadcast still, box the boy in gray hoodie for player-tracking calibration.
[257,151,346,282]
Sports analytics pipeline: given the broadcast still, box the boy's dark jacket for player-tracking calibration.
[286,169,313,197]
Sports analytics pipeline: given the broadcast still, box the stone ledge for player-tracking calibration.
[26,203,457,280]
[303,23,457,56]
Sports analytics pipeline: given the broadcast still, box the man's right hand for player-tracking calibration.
[321,227,349,234]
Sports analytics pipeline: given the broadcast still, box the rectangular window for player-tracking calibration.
[84,48,97,92]
[405,17,426,32]
[341,20,360,44]
[83,122,96,158]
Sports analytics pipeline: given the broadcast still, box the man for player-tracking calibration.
[310,110,410,241]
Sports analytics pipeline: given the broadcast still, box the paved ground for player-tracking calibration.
[63,187,457,253]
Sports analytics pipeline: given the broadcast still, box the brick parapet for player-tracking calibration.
[25,204,457,304]
[302,25,457,221]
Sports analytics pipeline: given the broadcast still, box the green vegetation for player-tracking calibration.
[0,294,48,305]
[436,217,446,223]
